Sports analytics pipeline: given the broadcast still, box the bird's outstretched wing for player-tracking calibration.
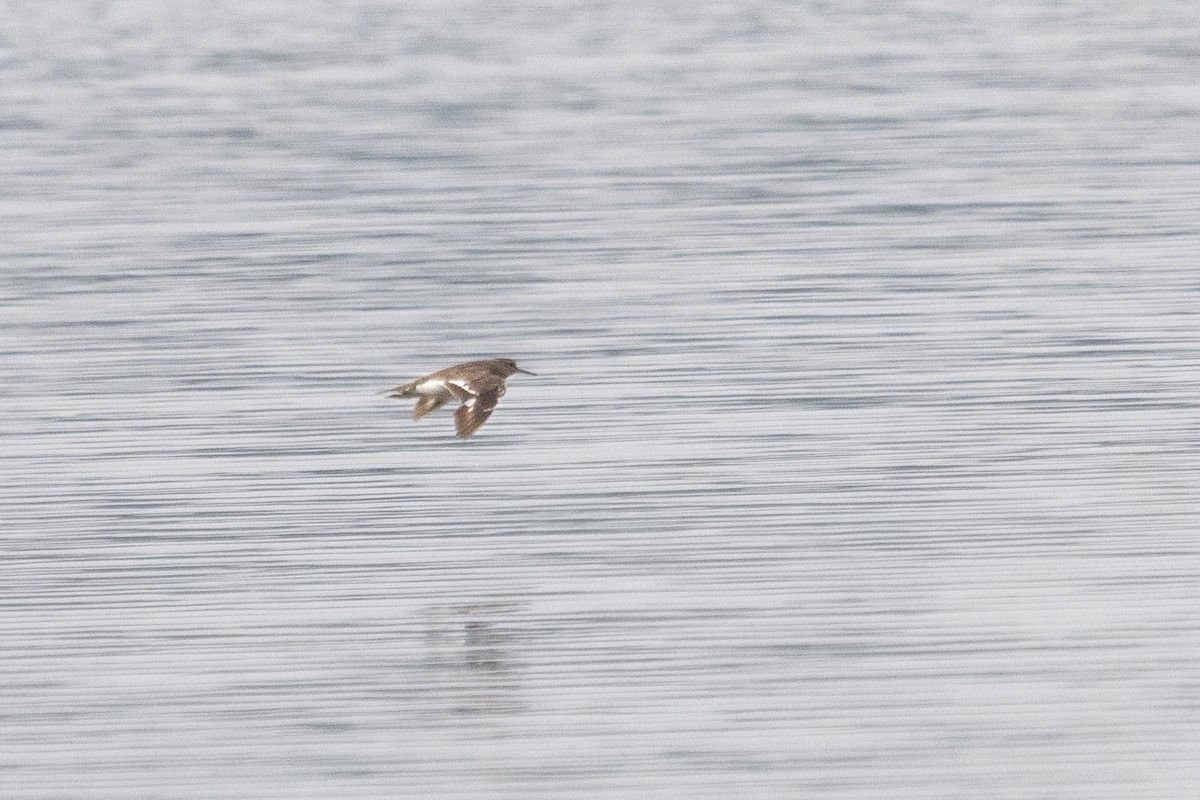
[454,388,501,438]
[411,395,447,421]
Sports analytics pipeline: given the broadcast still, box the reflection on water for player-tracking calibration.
[3,1,1200,798]
[422,604,527,717]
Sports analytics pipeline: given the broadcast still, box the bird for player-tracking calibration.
[387,358,535,438]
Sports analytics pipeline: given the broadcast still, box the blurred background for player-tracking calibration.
[2,1,1199,798]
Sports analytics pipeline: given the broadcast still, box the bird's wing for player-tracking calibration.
[411,395,447,421]
[454,388,501,438]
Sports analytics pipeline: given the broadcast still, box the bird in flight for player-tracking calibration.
[387,358,535,438]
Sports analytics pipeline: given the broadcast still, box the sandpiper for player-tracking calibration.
[387,358,535,439]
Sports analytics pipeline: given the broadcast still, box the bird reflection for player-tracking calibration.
[421,602,527,717]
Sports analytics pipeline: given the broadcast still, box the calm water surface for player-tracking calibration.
[3,2,1199,798]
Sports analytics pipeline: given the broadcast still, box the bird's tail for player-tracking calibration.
[386,381,418,398]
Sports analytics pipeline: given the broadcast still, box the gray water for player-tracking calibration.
[3,2,1199,797]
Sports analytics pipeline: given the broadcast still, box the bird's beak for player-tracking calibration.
[515,367,536,375]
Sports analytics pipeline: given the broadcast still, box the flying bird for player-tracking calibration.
[387,358,535,438]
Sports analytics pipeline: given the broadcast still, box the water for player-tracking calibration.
[3,2,1199,797]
